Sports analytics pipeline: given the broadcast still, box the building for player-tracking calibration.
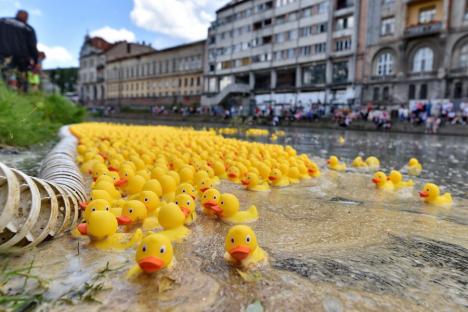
[105,40,205,107]
[362,0,468,107]
[78,36,154,106]
[78,36,112,105]
[202,0,363,108]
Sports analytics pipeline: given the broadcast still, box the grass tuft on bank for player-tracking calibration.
[0,83,85,147]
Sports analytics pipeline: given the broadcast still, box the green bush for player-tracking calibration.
[0,83,85,147]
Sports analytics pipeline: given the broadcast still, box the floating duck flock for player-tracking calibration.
[69,123,453,279]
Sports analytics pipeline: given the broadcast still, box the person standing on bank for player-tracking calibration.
[0,10,39,92]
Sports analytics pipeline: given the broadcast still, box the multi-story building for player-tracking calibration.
[202,0,363,108]
[78,36,112,105]
[105,41,205,107]
[78,36,154,106]
[362,0,468,107]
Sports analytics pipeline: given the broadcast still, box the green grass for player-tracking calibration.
[0,83,85,147]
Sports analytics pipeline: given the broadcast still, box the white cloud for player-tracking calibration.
[130,0,228,41]
[30,8,42,16]
[37,43,76,68]
[90,26,136,43]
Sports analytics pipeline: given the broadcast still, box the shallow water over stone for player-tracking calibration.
[0,127,467,311]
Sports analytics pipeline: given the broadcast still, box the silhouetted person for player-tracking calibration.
[0,10,38,91]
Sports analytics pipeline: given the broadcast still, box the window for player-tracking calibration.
[333,61,348,83]
[454,81,463,98]
[420,84,428,99]
[412,47,434,72]
[335,38,352,51]
[303,63,326,85]
[336,15,354,30]
[337,0,354,10]
[408,84,416,100]
[298,46,312,57]
[460,44,468,67]
[381,17,395,36]
[376,52,394,76]
[314,42,327,54]
[373,87,380,101]
[383,0,394,5]
[419,6,436,24]
[383,86,390,100]
[275,32,286,43]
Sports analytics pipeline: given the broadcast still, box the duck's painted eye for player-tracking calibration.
[142,245,147,252]
[144,198,148,202]
[213,196,217,200]
[186,201,190,206]
[129,209,133,213]
[105,207,110,211]
[92,208,96,212]
[192,189,195,193]
[203,195,206,198]
[160,246,166,254]
[246,235,251,243]
[182,189,186,193]
[220,201,224,205]
[230,238,234,243]
[175,201,179,205]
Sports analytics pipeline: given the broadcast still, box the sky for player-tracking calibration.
[0,0,229,69]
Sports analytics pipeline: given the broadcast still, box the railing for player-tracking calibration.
[203,83,250,106]
[404,22,442,38]
[370,75,396,81]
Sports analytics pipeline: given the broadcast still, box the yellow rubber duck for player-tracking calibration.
[143,179,163,198]
[338,136,345,145]
[328,156,346,171]
[178,166,194,184]
[134,190,160,214]
[117,200,148,226]
[304,161,321,178]
[77,211,142,250]
[217,193,258,224]
[365,156,380,170]
[408,158,422,176]
[196,177,214,195]
[352,156,367,168]
[372,171,394,191]
[388,170,414,189]
[126,233,174,278]
[176,182,197,200]
[201,188,222,216]
[158,203,190,242]
[93,180,121,200]
[241,172,270,192]
[227,166,241,184]
[175,193,197,225]
[224,225,267,269]
[268,168,290,187]
[419,183,452,207]
[159,174,177,202]
[82,199,120,221]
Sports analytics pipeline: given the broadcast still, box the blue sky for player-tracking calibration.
[0,0,229,69]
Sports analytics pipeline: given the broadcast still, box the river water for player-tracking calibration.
[0,124,467,311]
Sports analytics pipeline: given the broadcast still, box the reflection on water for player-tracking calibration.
[1,124,467,311]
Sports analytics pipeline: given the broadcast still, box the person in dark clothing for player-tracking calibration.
[0,10,38,91]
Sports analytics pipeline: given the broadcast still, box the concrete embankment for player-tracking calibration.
[91,112,468,136]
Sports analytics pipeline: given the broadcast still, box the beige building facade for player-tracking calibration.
[105,41,205,107]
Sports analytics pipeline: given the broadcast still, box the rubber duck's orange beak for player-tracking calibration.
[268,176,276,181]
[308,169,315,174]
[117,215,132,225]
[79,202,88,210]
[180,207,190,217]
[229,246,250,261]
[419,191,429,198]
[241,179,250,186]
[372,178,380,184]
[114,178,128,187]
[203,200,222,214]
[190,194,196,200]
[108,166,118,172]
[77,223,88,235]
[138,256,164,273]
[327,160,331,164]
[199,187,209,193]
[93,176,97,182]
[228,173,237,178]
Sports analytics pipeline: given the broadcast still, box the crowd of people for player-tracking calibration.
[0,10,43,92]
[141,100,468,133]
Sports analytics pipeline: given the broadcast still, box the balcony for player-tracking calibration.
[404,21,442,38]
[370,75,396,81]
